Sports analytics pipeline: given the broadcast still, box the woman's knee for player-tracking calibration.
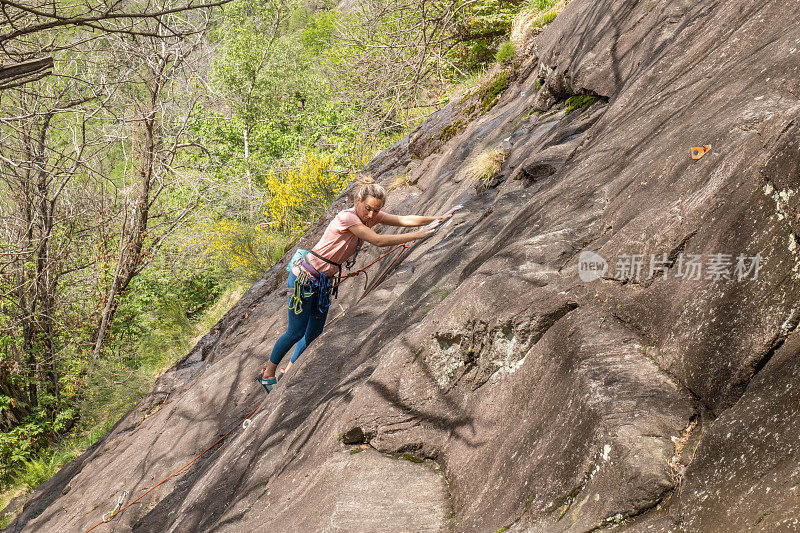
[280,331,305,345]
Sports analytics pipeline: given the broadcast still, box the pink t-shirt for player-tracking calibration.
[295,207,386,277]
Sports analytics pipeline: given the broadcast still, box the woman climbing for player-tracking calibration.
[258,176,460,392]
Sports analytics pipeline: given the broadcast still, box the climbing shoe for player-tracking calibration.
[258,368,277,393]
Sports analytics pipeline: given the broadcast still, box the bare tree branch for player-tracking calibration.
[0,56,53,89]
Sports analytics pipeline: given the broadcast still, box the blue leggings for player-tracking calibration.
[269,272,330,366]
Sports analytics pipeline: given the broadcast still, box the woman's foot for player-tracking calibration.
[276,367,286,382]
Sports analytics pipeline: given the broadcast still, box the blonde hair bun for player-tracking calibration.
[355,174,386,203]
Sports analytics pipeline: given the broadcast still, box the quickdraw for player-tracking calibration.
[289,268,333,315]
[101,491,128,523]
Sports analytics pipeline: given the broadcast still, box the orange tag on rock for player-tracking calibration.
[690,145,711,159]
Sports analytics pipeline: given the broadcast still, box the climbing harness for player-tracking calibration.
[286,247,347,316]
[84,400,264,532]
[345,239,362,269]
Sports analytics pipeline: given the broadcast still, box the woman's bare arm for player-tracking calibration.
[380,205,463,227]
[381,213,438,227]
[347,223,430,247]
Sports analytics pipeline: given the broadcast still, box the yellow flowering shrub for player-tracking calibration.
[264,153,351,231]
[200,218,289,282]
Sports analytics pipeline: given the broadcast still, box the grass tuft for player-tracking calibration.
[389,172,412,191]
[461,148,507,187]
[495,41,515,64]
[511,0,568,48]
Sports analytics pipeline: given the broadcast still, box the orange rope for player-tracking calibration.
[359,243,411,301]
[84,400,264,532]
[323,242,413,328]
[332,242,410,291]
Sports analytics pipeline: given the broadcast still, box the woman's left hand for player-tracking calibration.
[439,204,463,221]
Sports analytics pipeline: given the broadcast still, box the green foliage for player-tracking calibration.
[0,403,74,486]
[301,10,337,54]
[199,219,292,283]
[523,0,558,11]
[264,153,351,231]
[495,41,515,63]
[114,261,223,347]
[449,0,526,70]
[0,278,247,509]
[18,454,63,491]
[206,1,356,177]
[439,120,465,143]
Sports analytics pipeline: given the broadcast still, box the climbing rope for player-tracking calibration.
[84,400,264,532]
[356,219,455,300]
[329,216,455,318]
[359,243,411,301]
[332,242,409,292]
[302,211,458,300]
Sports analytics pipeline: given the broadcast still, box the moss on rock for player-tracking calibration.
[481,71,511,113]
[564,94,607,115]
[439,120,465,143]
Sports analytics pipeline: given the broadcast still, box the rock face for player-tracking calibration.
[7,0,800,531]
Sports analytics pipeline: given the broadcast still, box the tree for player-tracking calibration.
[0,0,232,88]
[90,7,213,359]
[0,0,221,436]
[0,33,108,411]
[327,0,471,137]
